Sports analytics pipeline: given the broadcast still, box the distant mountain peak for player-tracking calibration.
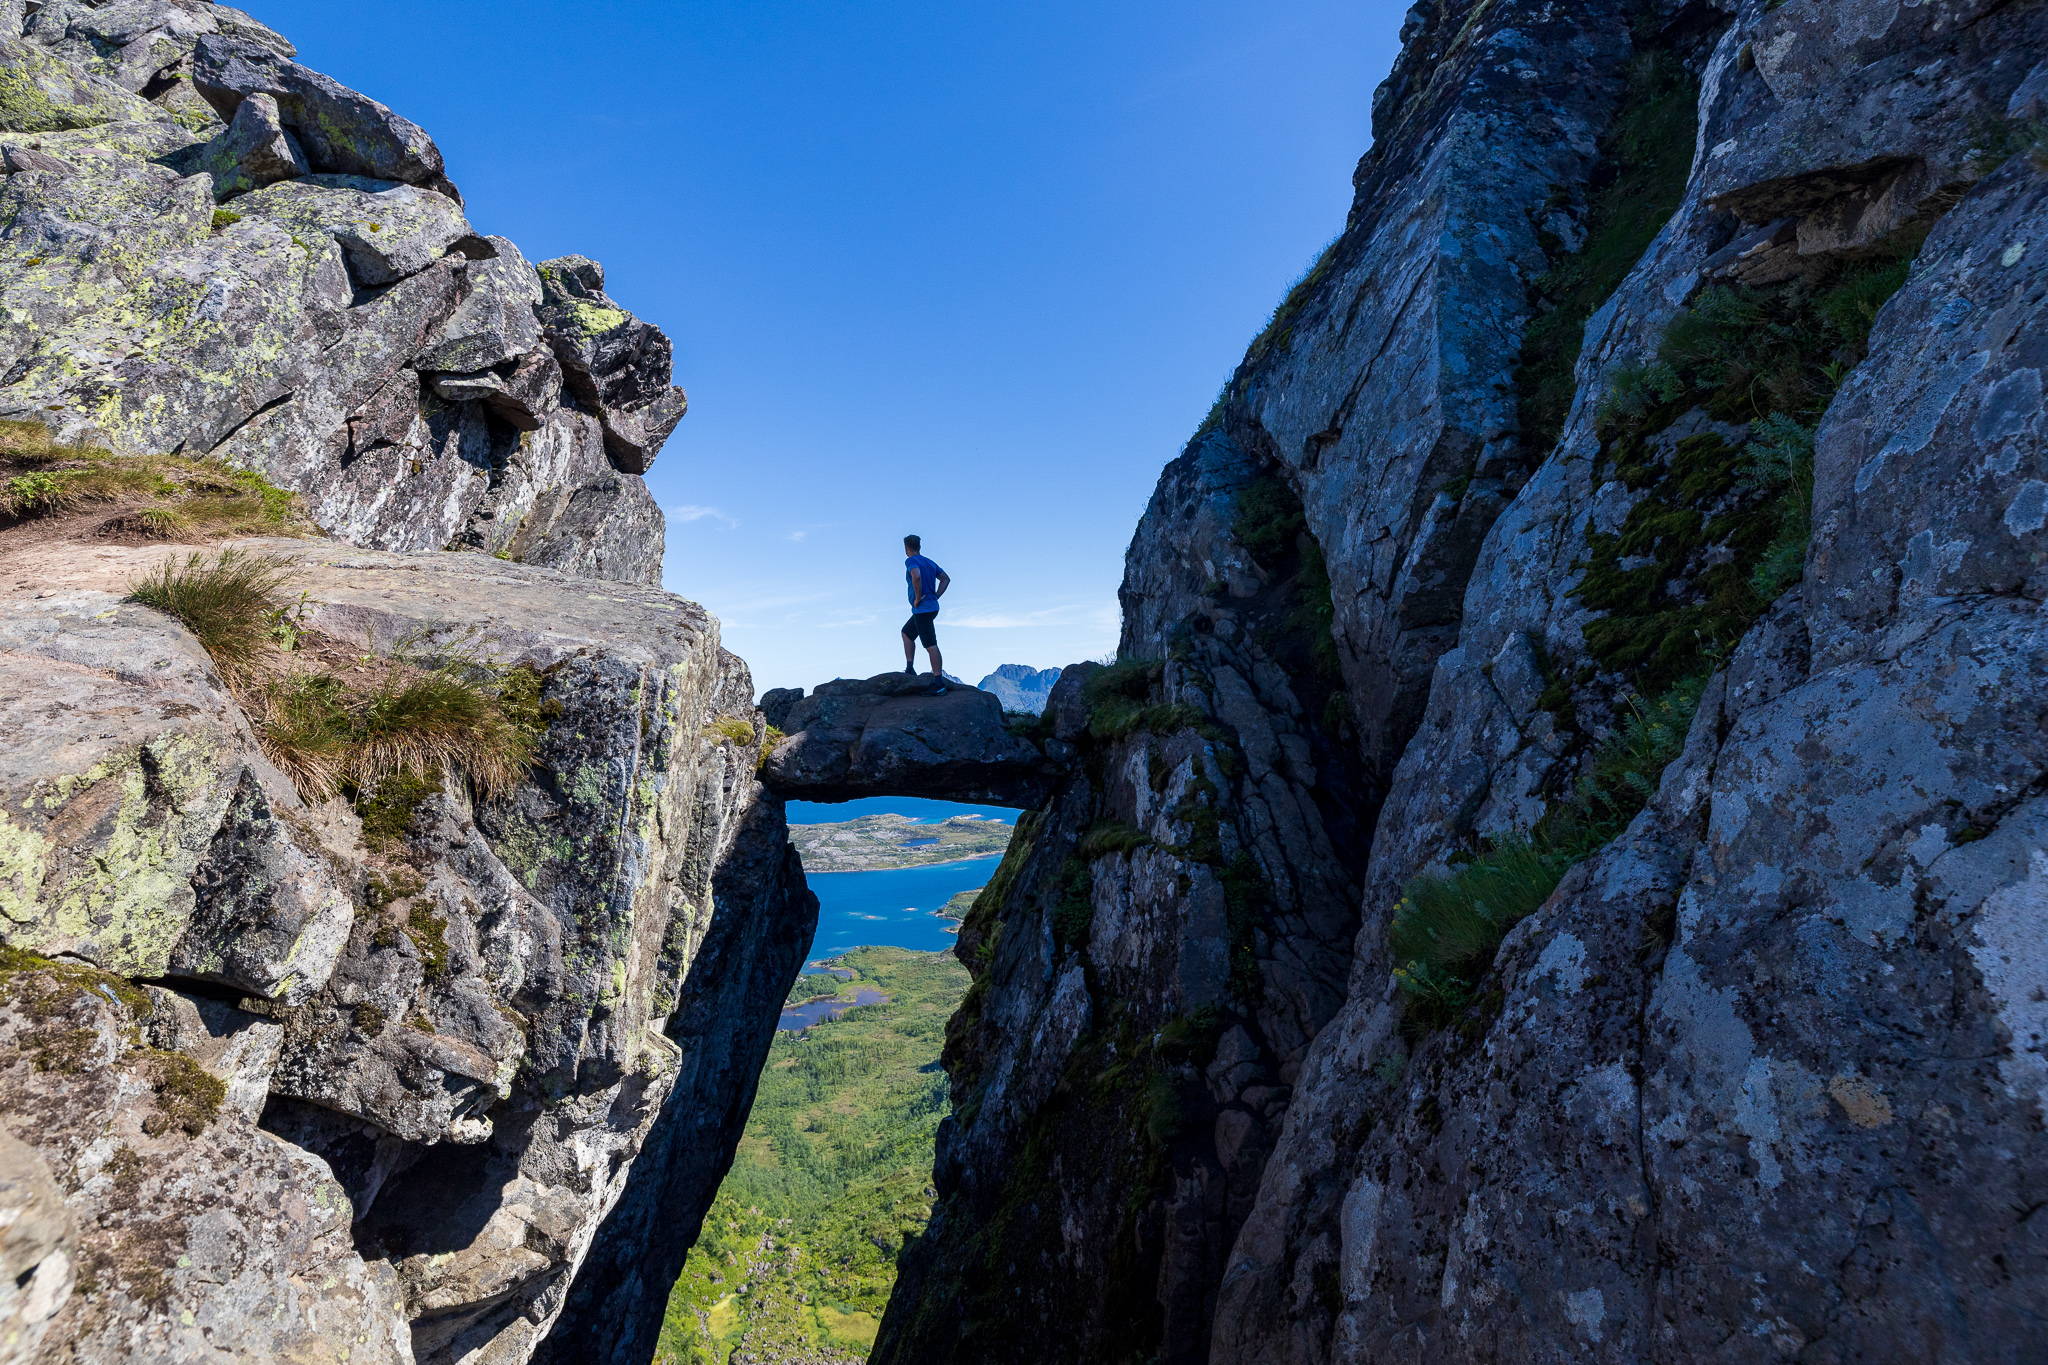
[976,664,1062,714]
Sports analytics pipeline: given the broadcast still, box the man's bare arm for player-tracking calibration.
[908,566,923,605]
[935,571,950,598]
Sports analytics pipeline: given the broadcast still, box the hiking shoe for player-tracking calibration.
[903,665,915,676]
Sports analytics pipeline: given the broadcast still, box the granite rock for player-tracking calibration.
[536,255,689,474]
[174,89,307,199]
[0,536,809,1365]
[0,961,414,1365]
[0,1127,74,1365]
[190,32,458,200]
[0,18,682,586]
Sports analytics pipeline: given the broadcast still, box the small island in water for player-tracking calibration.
[787,812,1011,872]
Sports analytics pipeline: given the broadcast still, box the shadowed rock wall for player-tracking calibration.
[878,1,2048,1362]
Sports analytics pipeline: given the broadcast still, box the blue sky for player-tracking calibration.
[253,1,1403,694]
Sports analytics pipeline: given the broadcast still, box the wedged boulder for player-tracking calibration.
[413,235,545,373]
[172,89,308,199]
[237,174,472,287]
[536,255,688,474]
[0,959,414,1365]
[190,33,460,201]
[0,593,351,1003]
[762,672,1065,806]
[0,33,168,132]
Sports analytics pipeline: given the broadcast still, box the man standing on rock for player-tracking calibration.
[902,534,949,682]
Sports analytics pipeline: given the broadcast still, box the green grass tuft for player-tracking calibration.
[705,715,757,746]
[128,549,291,680]
[1389,672,1709,1029]
[1077,819,1151,859]
[0,420,306,537]
[1391,837,1573,982]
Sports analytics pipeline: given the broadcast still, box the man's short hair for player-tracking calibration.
[904,534,921,551]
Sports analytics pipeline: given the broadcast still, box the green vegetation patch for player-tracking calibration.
[128,548,293,681]
[130,553,541,810]
[1050,855,1094,951]
[356,770,444,849]
[1390,671,1706,1028]
[1233,472,1340,683]
[143,1049,227,1135]
[0,419,308,540]
[657,946,970,1364]
[705,715,757,746]
[1584,248,1916,694]
[1515,52,1699,459]
[1390,159,1942,1033]
[1081,658,1198,743]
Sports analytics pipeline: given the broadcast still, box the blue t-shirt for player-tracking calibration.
[905,555,944,613]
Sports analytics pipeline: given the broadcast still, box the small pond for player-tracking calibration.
[778,987,890,1031]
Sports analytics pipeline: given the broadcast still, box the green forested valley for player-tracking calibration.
[656,946,970,1364]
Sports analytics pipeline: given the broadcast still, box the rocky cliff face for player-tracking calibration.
[0,8,815,1365]
[1,3,684,584]
[879,1,2048,1362]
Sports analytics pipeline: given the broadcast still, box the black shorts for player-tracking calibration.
[902,612,938,647]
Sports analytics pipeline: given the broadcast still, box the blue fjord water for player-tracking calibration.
[786,798,1019,962]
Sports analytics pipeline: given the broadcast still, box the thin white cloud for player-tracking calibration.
[816,614,878,629]
[785,530,808,541]
[945,601,1120,630]
[671,504,738,529]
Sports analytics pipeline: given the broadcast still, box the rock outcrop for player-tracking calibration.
[0,9,813,1365]
[877,1,2048,1363]
[761,672,1067,806]
[1,0,688,586]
